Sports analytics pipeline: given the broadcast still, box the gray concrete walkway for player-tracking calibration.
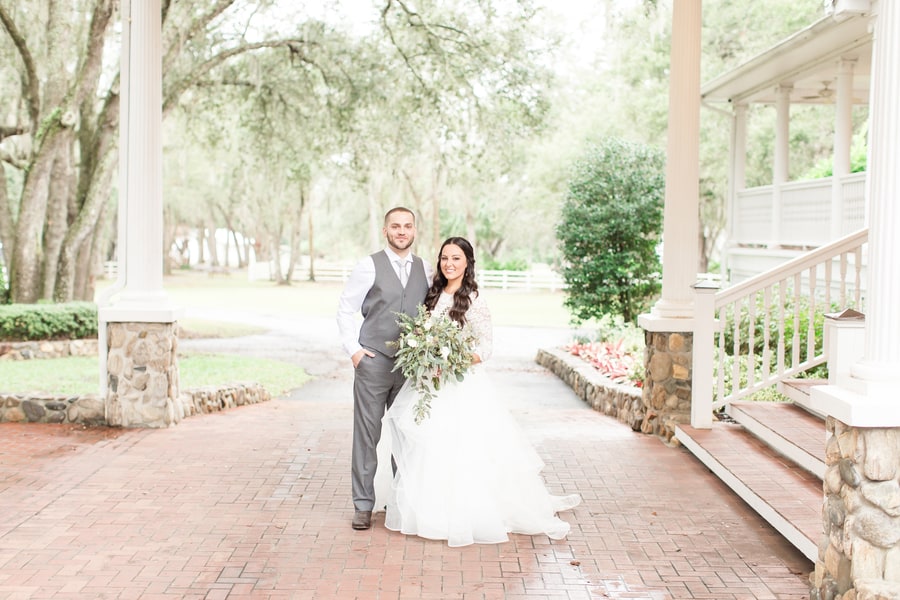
[0,306,813,599]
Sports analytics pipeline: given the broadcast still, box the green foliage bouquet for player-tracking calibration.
[390,304,477,424]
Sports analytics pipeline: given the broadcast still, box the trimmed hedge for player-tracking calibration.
[0,302,98,341]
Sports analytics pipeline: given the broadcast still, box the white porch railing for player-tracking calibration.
[692,228,868,428]
[732,173,867,247]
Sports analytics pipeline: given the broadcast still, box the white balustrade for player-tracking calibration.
[692,228,867,425]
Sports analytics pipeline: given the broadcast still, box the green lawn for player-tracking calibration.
[3,271,578,397]
[0,353,310,397]
[155,270,576,328]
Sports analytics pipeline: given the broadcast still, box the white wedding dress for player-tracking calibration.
[374,291,581,547]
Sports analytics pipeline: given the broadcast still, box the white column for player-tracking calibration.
[726,103,748,250]
[853,1,900,386]
[812,3,900,427]
[831,59,856,238]
[733,103,748,193]
[771,84,792,246]
[640,0,701,328]
[100,0,178,322]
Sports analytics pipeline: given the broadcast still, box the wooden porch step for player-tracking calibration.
[674,422,822,562]
[779,378,829,418]
[727,401,826,479]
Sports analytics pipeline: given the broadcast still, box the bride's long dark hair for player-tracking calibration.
[425,236,479,326]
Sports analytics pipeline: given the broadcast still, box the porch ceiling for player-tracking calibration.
[701,13,872,106]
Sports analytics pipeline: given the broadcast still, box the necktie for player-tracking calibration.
[396,259,408,287]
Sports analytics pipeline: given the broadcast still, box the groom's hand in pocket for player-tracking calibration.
[352,348,376,368]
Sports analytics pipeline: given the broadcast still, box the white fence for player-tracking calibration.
[249,261,566,291]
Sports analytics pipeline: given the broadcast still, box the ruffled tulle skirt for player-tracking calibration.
[374,368,580,547]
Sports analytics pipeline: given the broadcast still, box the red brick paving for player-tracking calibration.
[0,370,812,599]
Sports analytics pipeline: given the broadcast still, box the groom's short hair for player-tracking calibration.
[384,206,416,226]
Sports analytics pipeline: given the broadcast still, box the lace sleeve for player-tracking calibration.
[465,292,493,362]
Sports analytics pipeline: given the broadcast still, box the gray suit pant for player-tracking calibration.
[352,350,405,511]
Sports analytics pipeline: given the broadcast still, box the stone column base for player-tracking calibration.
[813,417,900,600]
[641,330,692,444]
[106,321,179,427]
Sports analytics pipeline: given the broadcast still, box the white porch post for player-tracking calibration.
[813,8,900,595]
[847,6,900,401]
[638,0,701,443]
[98,0,182,428]
[641,0,701,324]
[690,282,718,429]
[771,84,791,246]
[831,59,856,239]
[724,103,747,275]
[732,103,748,194]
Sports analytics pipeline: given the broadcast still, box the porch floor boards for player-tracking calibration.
[675,421,823,562]
[730,400,826,466]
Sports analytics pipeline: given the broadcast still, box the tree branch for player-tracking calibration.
[163,39,320,114]
[0,5,40,126]
[71,0,116,109]
[380,1,428,90]
[0,125,27,140]
[163,0,238,72]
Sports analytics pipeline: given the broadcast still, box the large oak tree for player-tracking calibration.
[0,0,553,301]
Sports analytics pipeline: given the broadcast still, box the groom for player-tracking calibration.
[336,206,432,530]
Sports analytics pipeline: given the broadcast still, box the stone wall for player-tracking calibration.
[1,331,271,426]
[0,339,98,360]
[813,417,900,600]
[0,383,271,425]
[535,347,644,430]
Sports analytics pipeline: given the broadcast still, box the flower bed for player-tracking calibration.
[563,339,643,388]
[536,347,644,431]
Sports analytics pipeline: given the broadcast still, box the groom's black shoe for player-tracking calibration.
[352,510,372,530]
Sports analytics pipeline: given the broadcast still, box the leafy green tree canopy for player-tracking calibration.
[557,137,665,324]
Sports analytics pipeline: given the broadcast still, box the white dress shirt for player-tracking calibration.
[337,247,434,357]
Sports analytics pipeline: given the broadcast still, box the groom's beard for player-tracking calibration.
[388,236,414,251]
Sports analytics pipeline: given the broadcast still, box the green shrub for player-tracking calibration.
[557,138,665,324]
[0,302,98,341]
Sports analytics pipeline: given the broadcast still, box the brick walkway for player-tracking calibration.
[0,319,813,599]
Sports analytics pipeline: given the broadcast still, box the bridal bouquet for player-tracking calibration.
[390,304,477,424]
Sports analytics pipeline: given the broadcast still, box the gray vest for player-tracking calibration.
[358,251,429,357]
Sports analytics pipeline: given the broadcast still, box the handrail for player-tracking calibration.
[692,227,868,428]
[716,228,868,306]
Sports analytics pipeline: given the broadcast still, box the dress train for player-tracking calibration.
[374,368,580,547]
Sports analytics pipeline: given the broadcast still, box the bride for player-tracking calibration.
[374,236,581,547]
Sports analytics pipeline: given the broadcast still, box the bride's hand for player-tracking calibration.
[470,353,482,365]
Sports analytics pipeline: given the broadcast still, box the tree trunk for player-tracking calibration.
[197,222,206,264]
[283,188,305,286]
[206,221,220,266]
[369,176,381,250]
[74,236,93,301]
[698,226,710,274]
[230,228,245,267]
[270,229,285,284]
[11,130,67,303]
[78,201,110,301]
[53,144,117,302]
[308,207,315,282]
[0,161,14,273]
[430,164,445,258]
[163,206,176,276]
